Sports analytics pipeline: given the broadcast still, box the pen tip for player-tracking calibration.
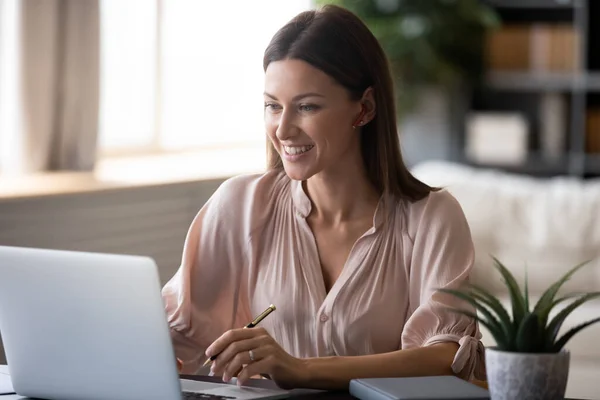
[270,304,276,310]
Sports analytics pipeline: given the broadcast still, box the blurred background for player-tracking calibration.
[1,1,600,397]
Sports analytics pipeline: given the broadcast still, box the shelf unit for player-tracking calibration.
[449,0,600,178]
[486,71,600,92]
[484,0,575,8]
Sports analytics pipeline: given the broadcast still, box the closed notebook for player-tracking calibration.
[349,376,490,400]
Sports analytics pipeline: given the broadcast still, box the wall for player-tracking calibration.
[0,177,226,364]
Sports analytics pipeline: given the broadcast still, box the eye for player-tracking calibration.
[299,104,320,112]
[264,102,282,111]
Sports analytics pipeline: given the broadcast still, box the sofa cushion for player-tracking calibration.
[411,161,600,296]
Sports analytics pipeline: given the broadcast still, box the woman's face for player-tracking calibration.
[264,59,368,182]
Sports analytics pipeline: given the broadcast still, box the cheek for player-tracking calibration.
[264,115,278,140]
[303,111,334,132]
[311,113,351,145]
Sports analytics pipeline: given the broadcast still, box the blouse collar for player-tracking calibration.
[290,178,392,232]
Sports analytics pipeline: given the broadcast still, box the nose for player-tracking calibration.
[275,109,298,142]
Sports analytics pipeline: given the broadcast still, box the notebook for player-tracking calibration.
[349,376,490,400]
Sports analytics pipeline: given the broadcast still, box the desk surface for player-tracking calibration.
[179,375,587,400]
[0,370,588,400]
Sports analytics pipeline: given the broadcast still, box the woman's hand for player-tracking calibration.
[206,327,309,389]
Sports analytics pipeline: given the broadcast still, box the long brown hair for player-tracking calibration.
[263,4,437,202]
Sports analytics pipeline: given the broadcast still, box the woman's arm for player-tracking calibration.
[205,327,458,389]
[162,175,264,374]
[301,342,459,390]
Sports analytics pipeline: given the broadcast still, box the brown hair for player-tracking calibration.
[263,4,437,202]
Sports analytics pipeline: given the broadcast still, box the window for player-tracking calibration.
[99,0,158,151]
[0,0,22,172]
[99,0,313,155]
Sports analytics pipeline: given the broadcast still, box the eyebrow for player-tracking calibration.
[263,92,325,102]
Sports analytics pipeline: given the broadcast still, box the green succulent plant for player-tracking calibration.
[439,257,600,353]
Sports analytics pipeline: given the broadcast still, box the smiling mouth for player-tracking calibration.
[283,145,314,155]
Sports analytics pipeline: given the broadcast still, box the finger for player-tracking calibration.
[215,336,265,378]
[215,365,243,381]
[233,365,243,378]
[211,336,270,376]
[236,355,273,386]
[206,327,267,359]
[210,363,243,379]
[222,346,265,382]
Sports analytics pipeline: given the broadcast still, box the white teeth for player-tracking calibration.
[284,145,314,155]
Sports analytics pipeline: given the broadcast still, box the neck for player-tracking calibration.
[304,154,380,225]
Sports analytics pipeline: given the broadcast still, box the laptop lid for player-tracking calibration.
[0,245,182,400]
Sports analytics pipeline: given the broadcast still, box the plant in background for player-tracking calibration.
[314,0,500,117]
[439,257,600,353]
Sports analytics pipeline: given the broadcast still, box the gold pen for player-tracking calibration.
[202,304,276,367]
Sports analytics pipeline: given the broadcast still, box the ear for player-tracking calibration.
[354,87,376,128]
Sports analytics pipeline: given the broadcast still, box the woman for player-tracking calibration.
[162,4,485,390]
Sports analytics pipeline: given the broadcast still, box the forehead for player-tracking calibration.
[264,59,344,97]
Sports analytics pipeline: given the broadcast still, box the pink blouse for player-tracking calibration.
[161,169,486,380]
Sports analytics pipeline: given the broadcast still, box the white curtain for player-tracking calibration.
[98,0,313,154]
[1,0,100,174]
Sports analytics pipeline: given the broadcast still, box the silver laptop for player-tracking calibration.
[0,245,291,400]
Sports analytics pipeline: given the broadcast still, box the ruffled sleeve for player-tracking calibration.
[401,190,486,381]
[160,176,256,374]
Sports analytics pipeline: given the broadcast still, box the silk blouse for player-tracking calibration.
[161,169,486,380]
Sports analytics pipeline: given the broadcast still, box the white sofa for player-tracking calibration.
[411,160,600,400]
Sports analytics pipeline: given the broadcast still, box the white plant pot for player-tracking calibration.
[485,348,570,400]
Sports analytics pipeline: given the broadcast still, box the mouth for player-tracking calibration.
[283,145,314,156]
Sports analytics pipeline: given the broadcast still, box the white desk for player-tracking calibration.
[0,365,304,400]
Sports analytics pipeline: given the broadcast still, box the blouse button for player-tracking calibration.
[319,313,329,322]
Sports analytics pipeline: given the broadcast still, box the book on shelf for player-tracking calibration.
[486,23,580,73]
[486,25,531,70]
[586,108,600,154]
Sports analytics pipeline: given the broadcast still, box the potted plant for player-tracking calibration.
[439,257,600,400]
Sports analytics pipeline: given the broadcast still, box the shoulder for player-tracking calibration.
[209,169,290,210]
[196,169,291,235]
[397,189,471,239]
[408,189,465,219]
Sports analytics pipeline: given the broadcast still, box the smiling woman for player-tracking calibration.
[161,4,486,391]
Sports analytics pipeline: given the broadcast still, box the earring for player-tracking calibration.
[352,120,366,129]
[352,106,366,129]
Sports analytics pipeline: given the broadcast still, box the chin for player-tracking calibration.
[281,163,317,182]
